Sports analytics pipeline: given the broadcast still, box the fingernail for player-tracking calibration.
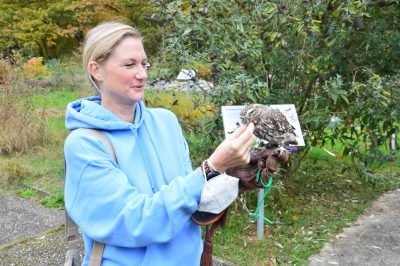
[248,123,254,131]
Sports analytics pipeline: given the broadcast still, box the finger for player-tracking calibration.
[243,133,256,149]
[236,123,255,144]
[237,134,256,158]
[227,124,248,139]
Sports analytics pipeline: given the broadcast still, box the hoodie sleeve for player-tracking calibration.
[64,131,205,248]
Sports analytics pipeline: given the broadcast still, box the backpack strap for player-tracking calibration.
[65,128,117,266]
[82,128,117,162]
[64,156,81,266]
[89,241,105,266]
[64,202,81,266]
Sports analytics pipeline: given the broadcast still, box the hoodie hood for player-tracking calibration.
[65,96,144,131]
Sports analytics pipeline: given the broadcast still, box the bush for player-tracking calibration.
[0,59,49,155]
[20,188,40,199]
[0,157,41,186]
[165,0,400,181]
[22,57,51,80]
[146,89,213,129]
[42,192,64,209]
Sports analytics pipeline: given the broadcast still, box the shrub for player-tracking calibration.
[0,59,49,155]
[0,60,6,84]
[145,89,214,130]
[165,0,400,181]
[0,159,33,186]
[20,188,40,199]
[42,192,64,209]
[45,58,67,77]
[145,89,217,166]
[22,57,51,80]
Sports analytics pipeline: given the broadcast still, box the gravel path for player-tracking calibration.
[308,189,400,266]
[0,188,65,265]
[0,189,64,246]
[0,227,66,265]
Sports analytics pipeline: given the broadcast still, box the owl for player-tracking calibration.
[240,104,298,148]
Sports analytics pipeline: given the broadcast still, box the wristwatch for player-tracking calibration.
[202,160,221,181]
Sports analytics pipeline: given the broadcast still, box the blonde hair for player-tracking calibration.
[82,21,142,95]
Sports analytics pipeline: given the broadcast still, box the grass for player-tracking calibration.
[213,155,399,265]
[1,76,399,265]
[31,90,87,109]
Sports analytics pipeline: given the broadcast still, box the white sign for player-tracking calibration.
[176,69,196,81]
[221,104,305,147]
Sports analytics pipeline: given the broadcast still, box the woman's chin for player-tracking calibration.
[127,91,144,103]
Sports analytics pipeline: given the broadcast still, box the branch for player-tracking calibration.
[104,4,120,14]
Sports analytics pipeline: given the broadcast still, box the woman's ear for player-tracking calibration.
[87,61,103,82]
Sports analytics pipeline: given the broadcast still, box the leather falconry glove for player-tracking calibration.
[226,147,290,192]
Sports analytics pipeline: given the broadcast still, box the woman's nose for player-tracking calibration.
[135,66,147,80]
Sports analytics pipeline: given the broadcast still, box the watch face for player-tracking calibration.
[207,171,220,180]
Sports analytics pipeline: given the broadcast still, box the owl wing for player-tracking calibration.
[240,104,297,145]
[257,108,297,145]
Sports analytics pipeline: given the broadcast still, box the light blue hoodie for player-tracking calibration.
[64,96,205,265]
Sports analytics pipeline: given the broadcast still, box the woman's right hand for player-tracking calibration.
[207,123,256,173]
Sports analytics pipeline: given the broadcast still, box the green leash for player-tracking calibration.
[250,169,273,224]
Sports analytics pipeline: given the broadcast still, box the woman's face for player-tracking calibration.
[98,37,148,106]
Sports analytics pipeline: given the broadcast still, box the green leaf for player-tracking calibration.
[340,94,349,105]
[183,28,193,36]
[271,32,281,41]
[325,37,337,47]
[264,6,276,15]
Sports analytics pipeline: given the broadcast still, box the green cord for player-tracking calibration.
[250,169,273,224]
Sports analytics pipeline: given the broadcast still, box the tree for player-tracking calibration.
[165,0,400,182]
[0,0,163,59]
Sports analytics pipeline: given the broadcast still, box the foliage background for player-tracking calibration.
[0,0,163,59]
[164,0,400,184]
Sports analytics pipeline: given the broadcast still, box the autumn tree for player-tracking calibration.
[0,0,163,59]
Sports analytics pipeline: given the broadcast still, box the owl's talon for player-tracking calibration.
[276,148,289,163]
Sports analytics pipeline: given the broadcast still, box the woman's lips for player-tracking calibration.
[131,85,144,91]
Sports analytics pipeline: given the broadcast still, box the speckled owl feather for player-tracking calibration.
[240,104,298,147]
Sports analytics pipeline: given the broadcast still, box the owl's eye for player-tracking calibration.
[246,109,255,116]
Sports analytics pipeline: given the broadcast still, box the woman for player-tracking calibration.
[64,21,255,265]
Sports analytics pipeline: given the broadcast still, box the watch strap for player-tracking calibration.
[202,160,221,181]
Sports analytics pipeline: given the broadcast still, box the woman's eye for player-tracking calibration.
[124,63,150,70]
